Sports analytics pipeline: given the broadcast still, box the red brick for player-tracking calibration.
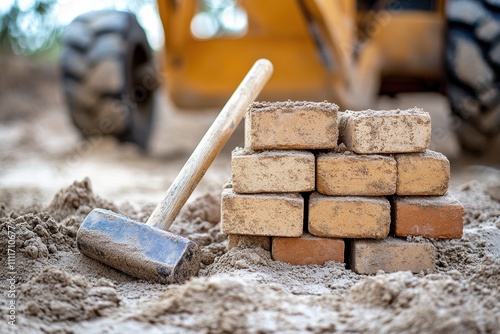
[351,237,435,274]
[393,194,464,239]
[272,234,344,265]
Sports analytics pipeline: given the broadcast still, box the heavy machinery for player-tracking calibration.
[60,0,500,152]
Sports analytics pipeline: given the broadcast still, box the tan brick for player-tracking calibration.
[272,234,344,265]
[221,187,303,237]
[227,234,271,251]
[316,152,396,196]
[308,193,390,238]
[396,150,450,195]
[351,237,435,274]
[393,194,464,239]
[232,148,315,194]
[245,101,338,150]
[339,108,431,154]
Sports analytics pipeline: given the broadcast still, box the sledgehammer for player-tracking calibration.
[76,59,273,284]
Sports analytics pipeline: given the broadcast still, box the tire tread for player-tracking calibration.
[60,10,155,149]
[446,0,500,150]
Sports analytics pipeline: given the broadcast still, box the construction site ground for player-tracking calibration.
[0,56,499,333]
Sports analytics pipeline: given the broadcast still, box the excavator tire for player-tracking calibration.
[446,0,500,152]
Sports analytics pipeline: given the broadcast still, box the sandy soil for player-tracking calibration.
[0,56,499,333]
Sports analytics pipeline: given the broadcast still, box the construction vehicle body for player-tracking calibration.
[158,0,446,109]
[60,0,500,151]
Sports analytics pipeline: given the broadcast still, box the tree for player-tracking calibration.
[0,0,59,55]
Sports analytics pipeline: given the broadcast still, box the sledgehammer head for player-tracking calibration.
[76,209,201,284]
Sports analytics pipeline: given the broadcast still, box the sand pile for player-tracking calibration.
[45,177,118,224]
[19,267,120,322]
[0,179,122,285]
[453,180,500,229]
[131,268,497,333]
[0,178,498,333]
[0,212,75,259]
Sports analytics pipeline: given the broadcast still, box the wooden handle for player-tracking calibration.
[146,59,274,230]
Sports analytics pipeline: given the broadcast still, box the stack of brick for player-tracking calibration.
[221,101,464,274]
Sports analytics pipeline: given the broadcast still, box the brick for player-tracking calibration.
[339,108,431,154]
[245,101,338,150]
[221,187,303,237]
[351,237,435,274]
[232,148,315,193]
[316,152,396,196]
[393,194,464,239]
[308,193,390,238]
[227,234,271,251]
[396,150,450,195]
[272,234,344,265]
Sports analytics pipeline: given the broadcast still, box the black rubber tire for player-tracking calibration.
[60,10,157,150]
[446,0,500,152]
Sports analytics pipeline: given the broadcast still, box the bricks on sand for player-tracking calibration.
[221,102,463,272]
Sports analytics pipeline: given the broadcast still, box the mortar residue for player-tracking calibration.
[251,100,338,113]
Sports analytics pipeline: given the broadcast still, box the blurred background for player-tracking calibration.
[0,0,499,209]
[0,0,163,55]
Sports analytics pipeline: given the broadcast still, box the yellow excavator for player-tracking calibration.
[60,0,500,152]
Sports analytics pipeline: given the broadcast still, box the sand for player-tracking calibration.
[0,178,498,333]
[1,55,499,334]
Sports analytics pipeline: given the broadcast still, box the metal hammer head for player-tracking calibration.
[76,209,201,284]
